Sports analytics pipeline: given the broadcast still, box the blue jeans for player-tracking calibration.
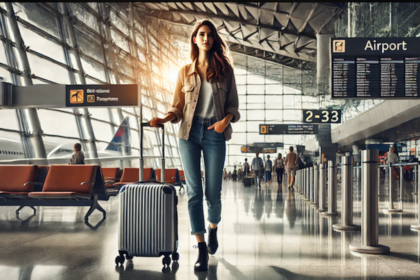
[265,170,271,182]
[179,116,226,235]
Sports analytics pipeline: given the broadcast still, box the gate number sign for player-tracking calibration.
[303,110,341,124]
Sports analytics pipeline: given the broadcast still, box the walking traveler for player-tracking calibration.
[274,153,284,186]
[243,158,250,177]
[284,146,298,191]
[149,19,240,271]
[251,152,264,188]
[264,155,273,185]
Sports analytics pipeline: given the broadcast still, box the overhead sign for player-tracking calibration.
[241,146,277,153]
[303,109,341,124]
[66,84,138,107]
[259,124,318,135]
[331,37,420,99]
[253,142,284,148]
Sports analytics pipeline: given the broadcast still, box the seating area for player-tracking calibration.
[0,165,187,220]
[0,165,108,220]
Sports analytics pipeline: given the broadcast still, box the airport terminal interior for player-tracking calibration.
[2,2,420,279]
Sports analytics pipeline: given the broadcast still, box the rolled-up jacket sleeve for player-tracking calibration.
[225,70,240,123]
[167,68,185,124]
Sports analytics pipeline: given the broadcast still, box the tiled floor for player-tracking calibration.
[1,177,420,279]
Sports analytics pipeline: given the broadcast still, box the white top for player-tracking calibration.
[195,79,216,118]
[387,152,398,163]
[275,158,284,168]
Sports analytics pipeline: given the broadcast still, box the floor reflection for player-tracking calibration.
[285,191,297,229]
[1,180,420,279]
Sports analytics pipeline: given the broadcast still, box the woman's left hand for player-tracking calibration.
[208,120,228,133]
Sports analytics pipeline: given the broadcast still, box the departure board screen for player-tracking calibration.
[331,38,420,98]
[241,146,276,153]
[259,124,318,135]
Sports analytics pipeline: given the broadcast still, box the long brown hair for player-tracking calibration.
[190,19,232,82]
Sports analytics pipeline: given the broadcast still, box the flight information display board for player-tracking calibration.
[253,142,284,148]
[331,38,420,98]
[259,124,318,135]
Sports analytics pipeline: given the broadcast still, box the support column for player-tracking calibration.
[310,167,316,205]
[316,34,334,95]
[410,165,420,230]
[383,164,402,213]
[319,163,327,212]
[350,150,390,254]
[412,164,418,195]
[322,160,338,216]
[3,3,47,161]
[312,165,319,209]
[306,168,310,201]
[333,155,360,231]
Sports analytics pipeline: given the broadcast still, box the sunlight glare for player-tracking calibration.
[169,69,178,83]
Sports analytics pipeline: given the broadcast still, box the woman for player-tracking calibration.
[274,153,284,186]
[264,155,272,185]
[149,19,240,272]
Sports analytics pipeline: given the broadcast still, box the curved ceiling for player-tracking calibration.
[134,2,343,69]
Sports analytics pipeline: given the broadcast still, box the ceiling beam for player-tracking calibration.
[140,12,316,64]
[317,6,342,34]
[298,3,318,34]
[168,33,313,70]
[135,5,317,40]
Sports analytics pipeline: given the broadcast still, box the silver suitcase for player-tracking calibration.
[115,123,179,267]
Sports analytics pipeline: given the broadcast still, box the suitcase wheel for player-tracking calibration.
[162,255,171,267]
[172,252,179,262]
[115,255,125,266]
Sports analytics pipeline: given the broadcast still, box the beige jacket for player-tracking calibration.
[168,59,240,141]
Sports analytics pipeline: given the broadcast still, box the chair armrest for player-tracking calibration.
[81,182,94,185]
[24,182,44,187]
[105,177,120,181]
[105,180,115,184]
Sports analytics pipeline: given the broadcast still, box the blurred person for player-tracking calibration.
[69,143,85,165]
[251,152,264,188]
[264,155,273,186]
[243,158,250,177]
[386,146,399,181]
[238,168,243,182]
[284,146,298,191]
[386,146,398,164]
[274,153,284,186]
[149,19,240,271]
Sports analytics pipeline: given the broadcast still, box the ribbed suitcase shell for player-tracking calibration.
[118,183,177,257]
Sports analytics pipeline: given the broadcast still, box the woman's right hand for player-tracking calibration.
[149,113,176,127]
[149,117,166,127]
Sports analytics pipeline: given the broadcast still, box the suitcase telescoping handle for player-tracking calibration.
[140,122,165,183]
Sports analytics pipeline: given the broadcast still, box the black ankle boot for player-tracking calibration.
[207,225,218,255]
[194,242,208,271]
